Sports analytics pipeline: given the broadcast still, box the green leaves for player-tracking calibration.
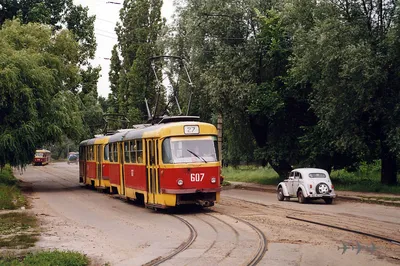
[0,20,84,168]
[113,0,165,123]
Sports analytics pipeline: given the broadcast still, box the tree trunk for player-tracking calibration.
[380,140,398,185]
[269,160,292,181]
[315,155,332,175]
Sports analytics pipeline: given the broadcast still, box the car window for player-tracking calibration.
[294,172,300,179]
[289,171,294,177]
[309,173,326,178]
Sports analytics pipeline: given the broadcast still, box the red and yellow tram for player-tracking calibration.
[33,149,51,166]
[79,117,222,208]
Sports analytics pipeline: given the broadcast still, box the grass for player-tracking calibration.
[222,163,400,194]
[221,166,279,185]
[330,162,400,194]
[0,251,89,266]
[0,166,90,265]
[0,213,39,249]
[0,167,26,210]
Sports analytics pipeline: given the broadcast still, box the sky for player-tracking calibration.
[73,0,176,97]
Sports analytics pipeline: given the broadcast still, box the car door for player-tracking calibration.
[287,171,295,196]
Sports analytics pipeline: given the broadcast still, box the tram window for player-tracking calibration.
[88,146,93,160]
[212,136,219,160]
[137,140,143,163]
[162,138,172,163]
[124,142,130,163]
[109,144,113,162]
[104,144,109,161]
[162,136,218,164]
[130,141,136,163]
[113,144,118,162]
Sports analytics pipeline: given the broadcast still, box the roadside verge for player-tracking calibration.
[0,166,90,265]
[223,181,400,207]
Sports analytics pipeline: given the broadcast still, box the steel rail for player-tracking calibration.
[142,215,197,266]
[286,215,400,246]
[215,212,268,266]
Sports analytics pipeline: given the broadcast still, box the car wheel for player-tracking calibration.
[316,183,330,194]
[277,187,284,201]
[324,198,333,204]
[297,190,306,204]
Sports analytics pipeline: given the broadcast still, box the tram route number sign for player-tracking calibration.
[191,173,204,182]
[184,125,199,134]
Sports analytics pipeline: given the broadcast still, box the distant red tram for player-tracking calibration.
[79,117,222,209]
[33,149,51,166]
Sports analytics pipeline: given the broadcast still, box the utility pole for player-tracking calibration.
[217,113,223,166]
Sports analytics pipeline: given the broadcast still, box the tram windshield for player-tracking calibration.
[35,152,44,157]
[162,136,219,164]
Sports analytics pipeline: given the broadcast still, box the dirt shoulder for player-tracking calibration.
[224,181,400,207]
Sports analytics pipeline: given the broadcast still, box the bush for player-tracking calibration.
[23,251,89,266]
[0,166,18,186]
[0,251,89,266]
[0,166,25,210]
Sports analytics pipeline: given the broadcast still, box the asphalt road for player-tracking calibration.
[16,162,400,266]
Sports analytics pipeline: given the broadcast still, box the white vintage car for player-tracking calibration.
[276,168,336,204]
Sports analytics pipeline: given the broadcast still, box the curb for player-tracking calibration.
[223,183,400,207]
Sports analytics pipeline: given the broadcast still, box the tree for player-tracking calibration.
[115,0,165,124]
[0,20,84,168]
[169,0,316,174]
[288,0,399,185]
[0,0,71,27]
[108,44,121,114]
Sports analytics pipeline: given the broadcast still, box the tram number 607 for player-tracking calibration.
[190,173,204,182]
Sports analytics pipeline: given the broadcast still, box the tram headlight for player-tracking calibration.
[177,179,184,186]
[211,177,216,184]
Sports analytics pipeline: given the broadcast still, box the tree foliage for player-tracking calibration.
[0,1,103,167]
[288,0,400,184]
[112,0,165,124]
[166,0,399,184]
[0,20,85,168]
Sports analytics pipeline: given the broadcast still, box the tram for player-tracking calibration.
[33,149,51,166]
[79,116,222,209]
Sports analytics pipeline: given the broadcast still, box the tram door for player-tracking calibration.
[80,146,86,184]
[96,145,102,187]
[119,142,126,195]
[146,139,159,205]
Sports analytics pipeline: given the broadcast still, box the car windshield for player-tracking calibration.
[162,136,218,164]
[309,173,326,178]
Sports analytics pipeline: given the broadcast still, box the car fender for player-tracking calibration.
[297,184,310,197]
[277,182,290,197]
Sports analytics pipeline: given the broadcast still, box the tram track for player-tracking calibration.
[142,211,267,266]
[223,214,268,266]
[286,215,400,246]
[142,215,198,266]
[222,195,400,247]
[19,164,400,265]
[201,213,239,262]
[34,166,269,265]
[34,166,400,261]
